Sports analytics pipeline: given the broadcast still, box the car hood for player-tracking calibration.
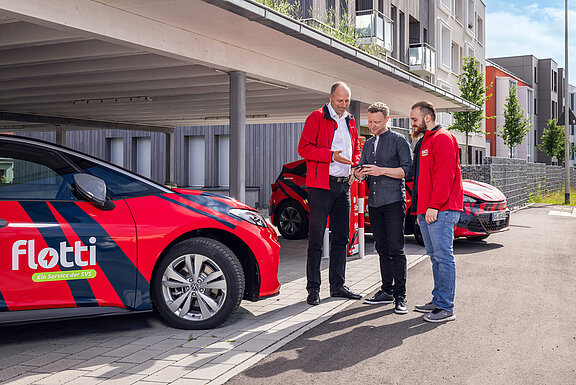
[171,188,255,210]
[463,180,507,202]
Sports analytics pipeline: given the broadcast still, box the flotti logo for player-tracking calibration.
[12,238,97,270]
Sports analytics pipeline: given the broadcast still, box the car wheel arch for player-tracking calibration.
[151,228,260,305]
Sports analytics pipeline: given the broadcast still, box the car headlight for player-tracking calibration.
[463,195,478,203]
[229,209,268,228]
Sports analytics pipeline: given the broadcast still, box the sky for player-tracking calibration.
[484,0,576,83]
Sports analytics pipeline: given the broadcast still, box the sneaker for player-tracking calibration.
[394,299,408,314]
[414,301,437,313]
[363,290,394,305]
[423,308,455,323]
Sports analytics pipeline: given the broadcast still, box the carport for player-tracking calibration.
[0,0,476,203]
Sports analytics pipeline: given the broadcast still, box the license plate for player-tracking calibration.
[492,211,507,221]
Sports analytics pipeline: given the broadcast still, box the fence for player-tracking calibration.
[461,157,576,209]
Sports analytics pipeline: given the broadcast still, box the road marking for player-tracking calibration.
[547,207,576,217]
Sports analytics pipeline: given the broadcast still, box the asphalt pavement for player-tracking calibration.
[225,204,576,385]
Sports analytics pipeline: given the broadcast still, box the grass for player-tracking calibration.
[529,186,576,205]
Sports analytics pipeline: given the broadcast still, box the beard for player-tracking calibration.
[411,121,427,139]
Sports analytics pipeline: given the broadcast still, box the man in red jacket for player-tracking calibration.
[298,82,362,306]
[410,101,463,322]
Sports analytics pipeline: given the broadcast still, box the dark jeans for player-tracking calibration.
[306,179,350,293]
[369,201,407,300]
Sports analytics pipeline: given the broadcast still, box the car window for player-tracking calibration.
[0,142,76,200]
[63,153,165,199]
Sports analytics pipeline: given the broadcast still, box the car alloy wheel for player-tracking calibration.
[277,201,308,239]
[152,238,244,329]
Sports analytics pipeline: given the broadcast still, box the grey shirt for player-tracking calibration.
[359,129,413,207]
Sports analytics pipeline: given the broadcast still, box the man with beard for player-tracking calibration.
[410,101,463,323]
[354,102,412,314]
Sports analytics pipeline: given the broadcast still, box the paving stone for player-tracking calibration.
[35,369,90,384]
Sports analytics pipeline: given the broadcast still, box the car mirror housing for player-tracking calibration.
[73,173,115,210]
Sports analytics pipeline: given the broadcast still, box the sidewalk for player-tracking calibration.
[0,236,426,385]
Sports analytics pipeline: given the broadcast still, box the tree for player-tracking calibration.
[449,56,492,164]
[539,118,565,164]
[498,84,532,158]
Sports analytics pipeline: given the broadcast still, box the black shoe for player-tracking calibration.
[363,290,394,305]
[394,298,408,314]
[330,286,361,300]
[307,291,320,306]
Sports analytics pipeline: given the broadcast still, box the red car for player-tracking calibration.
[269,159,510,244]
[0,134,280,329]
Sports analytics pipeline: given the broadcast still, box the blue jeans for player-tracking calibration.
[418,210,460,312]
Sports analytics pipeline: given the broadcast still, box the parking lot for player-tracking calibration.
[0,229,426,384]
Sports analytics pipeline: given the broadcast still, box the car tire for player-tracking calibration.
[152,237,245,330]
[413,217,425,246]
[466,234,489,241]
[277,201,309,240]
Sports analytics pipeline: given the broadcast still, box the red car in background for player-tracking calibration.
[269,159,510,244]
[0,135,280,329]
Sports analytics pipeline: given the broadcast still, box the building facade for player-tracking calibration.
[489,55,560,164]
[485,60,534,160]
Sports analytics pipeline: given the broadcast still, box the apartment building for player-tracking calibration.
[346,0,487,163]
[490,55,560,164]
[485,60,535,160]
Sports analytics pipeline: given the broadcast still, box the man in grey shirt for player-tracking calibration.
[353,102,413,314]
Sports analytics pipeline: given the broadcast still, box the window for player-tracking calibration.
[534,66,538,84]
[187,135,205,187]
[0,142,77,201]
[439,21,452,70]
[217,135,230,187]
[553,71,558,93]
[466,43,475,59]
[451,42,460,73]
[133,137,151,178]
[106,137,124,167]
[476,16,483,44]
[440,0,452,13]
[552,101,556,119]
[467,0,475,32]
[455,0,464,24]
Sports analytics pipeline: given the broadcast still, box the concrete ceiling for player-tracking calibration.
[0,0,476,132]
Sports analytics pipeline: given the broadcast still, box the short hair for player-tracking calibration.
[411,101,436,121]
[330,81,351,96]
[367,102,390,118]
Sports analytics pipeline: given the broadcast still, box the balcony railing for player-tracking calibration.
[409,43,436,76]
[355,9,393,52]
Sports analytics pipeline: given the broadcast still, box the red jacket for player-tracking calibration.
[298,105,361,190]
[414,126,463,214]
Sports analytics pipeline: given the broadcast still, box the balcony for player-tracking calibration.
[409,43,436,77]
[355,10,393,52]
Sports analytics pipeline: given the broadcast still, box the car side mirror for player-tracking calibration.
[74,173,115,210]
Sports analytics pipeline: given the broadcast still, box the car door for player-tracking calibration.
[0,139,138,312]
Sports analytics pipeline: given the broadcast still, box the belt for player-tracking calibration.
[329,175,349,183]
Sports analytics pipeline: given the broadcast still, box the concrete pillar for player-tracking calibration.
[229,71,246,203]
[350,100,361,134]
[164,129,175,187]
[55,126,66,146]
